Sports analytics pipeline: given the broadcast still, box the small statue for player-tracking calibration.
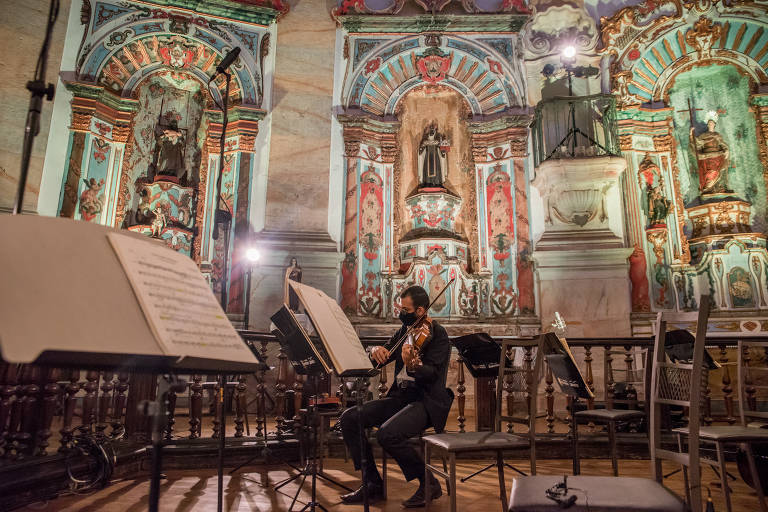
[155,120,186,181]
[689,112,730,195]
[418,122,449,188]
[638,154,671,227]
[150,204,167,237]
[284,257,302,312]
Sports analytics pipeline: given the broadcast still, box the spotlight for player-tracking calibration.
[246,247,261,263]
[562,46,576,59]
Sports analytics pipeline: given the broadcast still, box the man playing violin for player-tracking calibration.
[339,285,453,508]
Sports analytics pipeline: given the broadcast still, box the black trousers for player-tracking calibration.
[339,394,429,482]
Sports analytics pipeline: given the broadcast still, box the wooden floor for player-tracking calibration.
[20,458,761,511]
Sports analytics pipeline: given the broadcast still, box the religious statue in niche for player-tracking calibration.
[637,154,671,227]
[284,257,302,312]
[418,123,450,188]
[689,111,731,195]
[154,119,187,182]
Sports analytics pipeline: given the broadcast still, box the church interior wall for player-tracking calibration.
[2,0,767,338]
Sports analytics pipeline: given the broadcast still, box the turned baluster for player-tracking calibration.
[189,375,203,439]
[36,368,59,456]
[584,346,594,409]
[111,373,129,437]
[545,360,555,434]
[505,345,515,433]
[719,344,735,424]
[82,371,100,432]
[378,365,388,399]
[457,357,466,433]
[743,346,757,413]
[234,375,248,438]
[59,370,81,452]
[624,346,637,408]
[164,380,178,441]
[0,364,18,456]
[212,378,222,439]
[5,365,23,458]
[274,347,288,436]
[97,372,114,436]
[523,346,534,426]
[17,365,41,458]
[257,340,269,439]
[702,355,713,426]
[605,346,615,409]
[292,374,304,436]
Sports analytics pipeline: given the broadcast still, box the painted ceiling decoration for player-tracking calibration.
[332,0,530,19]
[342,32,527,115]
[600,0,768,105]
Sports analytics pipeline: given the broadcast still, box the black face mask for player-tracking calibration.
[399,311,418,325]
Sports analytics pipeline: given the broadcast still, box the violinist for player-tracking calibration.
[339,285,453,508]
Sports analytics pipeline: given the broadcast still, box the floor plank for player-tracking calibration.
[20,458,762,511]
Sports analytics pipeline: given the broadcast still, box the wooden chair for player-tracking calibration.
[670,335,768,512]
[423,337,542,512]
[573,347,652,476]
[649,296,711,512]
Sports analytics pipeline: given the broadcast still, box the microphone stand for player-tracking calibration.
[13,0,58,215]
[209,70,232,512]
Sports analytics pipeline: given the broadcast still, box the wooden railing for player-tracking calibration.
[0,334,763,464]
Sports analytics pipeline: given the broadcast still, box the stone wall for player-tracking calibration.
[0,0,71,212]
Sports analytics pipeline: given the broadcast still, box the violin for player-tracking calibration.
[376,278,455,370]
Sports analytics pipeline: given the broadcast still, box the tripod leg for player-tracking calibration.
[504,463,527,477]
[289,473,308,511]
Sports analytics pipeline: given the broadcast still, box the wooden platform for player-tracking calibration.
[19,457,762,511]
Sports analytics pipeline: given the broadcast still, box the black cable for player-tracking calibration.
[64,427,117,494]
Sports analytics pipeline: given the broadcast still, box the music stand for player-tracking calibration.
[260,304,378,511]
[0,215,268,512]
[540,332,593,475]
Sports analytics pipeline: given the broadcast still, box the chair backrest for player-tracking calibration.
[650,294,710,512]
[738,338,768,426]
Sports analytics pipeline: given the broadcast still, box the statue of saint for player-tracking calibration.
[689,113,730,195]
[418,123,449,188]
[155,120,186,180]
[284,257,302,312]
[647,179,671,226]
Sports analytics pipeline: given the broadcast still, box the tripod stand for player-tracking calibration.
[545,64,610,161]
[272,375,352,511]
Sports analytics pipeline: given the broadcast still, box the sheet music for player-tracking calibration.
[288,281,372,375]
[108,233,259,364]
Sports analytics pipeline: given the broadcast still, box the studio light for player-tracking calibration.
[562,45,576,59]
[246,247,261,263]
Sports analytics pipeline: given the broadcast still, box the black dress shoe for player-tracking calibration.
[401,477,442,508]
[340,481,385,504]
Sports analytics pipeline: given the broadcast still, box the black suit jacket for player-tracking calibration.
[379,321,454,432]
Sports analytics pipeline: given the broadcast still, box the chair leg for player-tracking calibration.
[744,442,768,512]
[497,451,508,512]
[443,455,450,495]
[608,420,618,477]
[677,433,692,508]
[450,453,457,512]
[716,442,732,512]
[573,416,580,475]
[424,443,431,512]
[382,449,388,499]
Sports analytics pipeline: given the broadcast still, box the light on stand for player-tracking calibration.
[243,246,261,331]
[246,247,261,263]
[562,45,576,60]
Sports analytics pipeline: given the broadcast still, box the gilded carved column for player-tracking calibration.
[59,110,92,218]
[340,139,361,314]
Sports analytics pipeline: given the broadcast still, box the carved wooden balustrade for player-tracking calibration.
[0,333,762,467]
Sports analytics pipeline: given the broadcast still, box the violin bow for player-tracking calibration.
[375,277,456,369]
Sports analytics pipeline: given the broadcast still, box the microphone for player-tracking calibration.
[215,47,241,75]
